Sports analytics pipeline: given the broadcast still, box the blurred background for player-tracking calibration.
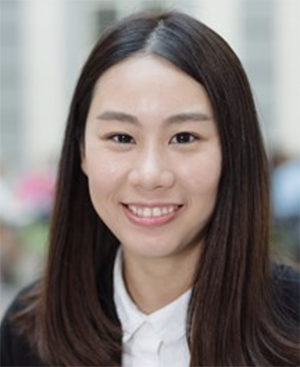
[0,0,299,318]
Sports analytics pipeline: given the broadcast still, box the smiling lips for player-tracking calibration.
[128,204,178,218]
[123,204,182,227]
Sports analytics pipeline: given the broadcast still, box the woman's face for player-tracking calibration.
[82,54,221,262]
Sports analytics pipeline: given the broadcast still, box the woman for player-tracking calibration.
[1,11,299,367]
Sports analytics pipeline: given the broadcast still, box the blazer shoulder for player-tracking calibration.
[0,282,45,366]
[272,264,300,323]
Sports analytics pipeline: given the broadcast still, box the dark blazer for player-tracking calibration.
[1,265,299,366]
[0,293,44,366]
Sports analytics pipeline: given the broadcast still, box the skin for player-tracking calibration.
[82,54,222,313]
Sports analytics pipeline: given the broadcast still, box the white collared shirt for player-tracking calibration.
[113,249,191,367]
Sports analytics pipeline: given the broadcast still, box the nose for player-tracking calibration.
[128,146,175,191]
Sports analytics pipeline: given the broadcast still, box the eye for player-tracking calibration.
[170,132,198,144]
[110,134,135,144]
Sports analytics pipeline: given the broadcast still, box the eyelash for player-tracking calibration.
[110,134,134,144]
[108,132,199,145]
[170,132,199,144]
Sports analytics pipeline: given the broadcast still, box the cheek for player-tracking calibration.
[84,153,122,193]
[178,153,221,195]
[85,161,121,221]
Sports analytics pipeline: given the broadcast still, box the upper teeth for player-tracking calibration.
[128,205,177,218]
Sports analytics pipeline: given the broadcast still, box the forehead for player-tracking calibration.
[95,53,191,84]
[88,54,215,122]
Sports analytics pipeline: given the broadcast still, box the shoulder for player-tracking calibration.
[272,263,300,323]
[0,282,45,366]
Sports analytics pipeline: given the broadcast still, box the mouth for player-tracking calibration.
[128,204,180,217]
[122,203,183,227]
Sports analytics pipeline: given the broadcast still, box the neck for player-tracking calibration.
[122,246,200,314]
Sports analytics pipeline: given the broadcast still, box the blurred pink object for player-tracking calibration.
[17,170,55,219]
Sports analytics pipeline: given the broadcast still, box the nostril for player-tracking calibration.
[128,168,175,190]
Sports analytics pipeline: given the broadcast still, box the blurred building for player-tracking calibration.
[1,0,300,176]
[1,0,24,172]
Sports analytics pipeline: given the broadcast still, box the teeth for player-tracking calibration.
[128,205,177,218]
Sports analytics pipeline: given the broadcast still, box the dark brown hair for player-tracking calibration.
[19,11,299,366]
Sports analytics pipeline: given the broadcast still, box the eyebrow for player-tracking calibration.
[97,111,138,124]
[166,112,212,124]
[96,110,212,125]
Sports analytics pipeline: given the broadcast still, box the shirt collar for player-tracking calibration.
[113,248,191,344]
[113,248,144,341]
